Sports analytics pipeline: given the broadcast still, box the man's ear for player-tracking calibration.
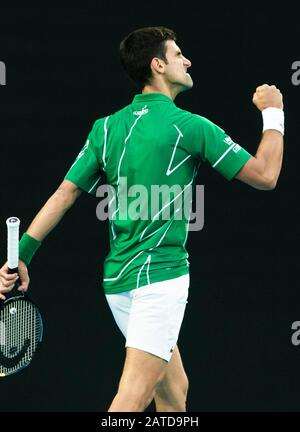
[150,57,165,75]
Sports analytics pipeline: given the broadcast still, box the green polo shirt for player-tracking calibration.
[65,93,252,294]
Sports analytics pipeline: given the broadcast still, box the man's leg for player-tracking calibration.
[153,344,189,412]
[108,347,168,412]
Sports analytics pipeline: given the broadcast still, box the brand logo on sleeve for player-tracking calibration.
[223,136,234,145]
[69,139,90,169]
[233,144,241,153]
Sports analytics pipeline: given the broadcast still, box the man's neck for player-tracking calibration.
[142,83,177,101]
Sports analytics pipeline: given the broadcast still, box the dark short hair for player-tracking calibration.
[119,26,177,89]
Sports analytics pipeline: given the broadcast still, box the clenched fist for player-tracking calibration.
[252,84,283,111]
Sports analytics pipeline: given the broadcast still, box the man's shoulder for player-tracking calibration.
[95,105,130,125]
[92,103,132,126]
[174,106,213,128]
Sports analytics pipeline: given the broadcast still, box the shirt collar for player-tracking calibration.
[133,92,175,104]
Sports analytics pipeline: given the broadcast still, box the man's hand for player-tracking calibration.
[0,260,30,300]
[252,84,283,111]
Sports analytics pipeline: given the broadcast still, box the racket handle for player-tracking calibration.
[6,217,20,273]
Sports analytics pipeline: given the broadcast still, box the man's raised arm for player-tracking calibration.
[235,84,284,190]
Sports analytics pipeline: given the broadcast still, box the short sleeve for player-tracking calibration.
[188,114,252,180]
[64,118,105,196]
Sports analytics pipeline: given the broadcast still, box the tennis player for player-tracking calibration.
[0,26,284,411]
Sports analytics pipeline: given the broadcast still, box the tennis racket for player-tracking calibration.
[0,217,43,377]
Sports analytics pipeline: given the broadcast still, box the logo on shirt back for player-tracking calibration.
[133,107,149,116]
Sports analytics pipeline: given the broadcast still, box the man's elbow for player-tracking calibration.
[54,186,80,209]
[266,177,277,190]
[256,174,278,191]
[236,158,279,191]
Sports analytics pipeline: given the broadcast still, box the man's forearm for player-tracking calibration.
[254,129,284,187]
[26,187,80,241]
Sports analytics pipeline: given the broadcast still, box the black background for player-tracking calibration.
[0,3,299,412]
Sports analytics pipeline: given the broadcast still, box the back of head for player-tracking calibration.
[119,26,177,90]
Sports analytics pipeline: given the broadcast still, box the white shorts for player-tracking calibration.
[105,273,189,362]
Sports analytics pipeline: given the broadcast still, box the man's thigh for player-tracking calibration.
[117,347,168,394]
[154,344,188,398]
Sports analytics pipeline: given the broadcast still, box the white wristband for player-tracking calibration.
[262,107,284,135]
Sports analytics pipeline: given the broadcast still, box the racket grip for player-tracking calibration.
[6,217,20,272]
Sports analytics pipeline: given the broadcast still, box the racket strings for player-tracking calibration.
[0,299,42,376]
